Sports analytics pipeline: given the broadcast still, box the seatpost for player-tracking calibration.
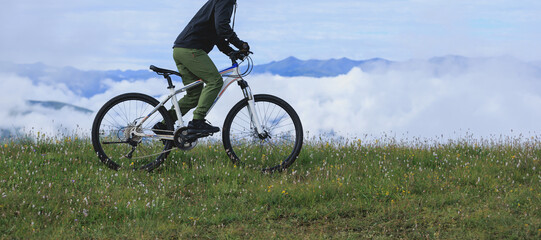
[164,74,175,89]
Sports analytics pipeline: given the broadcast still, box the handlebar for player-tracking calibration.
[229,50,254,77]
[229,50,253,65]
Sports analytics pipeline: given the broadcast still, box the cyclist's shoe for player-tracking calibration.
[152,122,169,135]
[188,119,220,134]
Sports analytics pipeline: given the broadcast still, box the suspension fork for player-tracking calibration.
[238,80,265,136]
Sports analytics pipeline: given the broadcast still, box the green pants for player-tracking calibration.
[169,47,224,120]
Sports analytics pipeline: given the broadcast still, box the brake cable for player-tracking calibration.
[232,2,237,31]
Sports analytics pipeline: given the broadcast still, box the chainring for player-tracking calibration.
[173,127,198,150]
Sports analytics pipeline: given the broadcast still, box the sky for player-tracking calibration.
[1,0,540,70]
[1,0,541,140]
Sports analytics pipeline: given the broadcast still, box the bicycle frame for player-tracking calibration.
[133,61,264,140]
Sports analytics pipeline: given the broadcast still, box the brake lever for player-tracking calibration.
[230,51,253,66]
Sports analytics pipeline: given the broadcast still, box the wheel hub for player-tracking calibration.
[119,124,143,146]
[254,127,271,140]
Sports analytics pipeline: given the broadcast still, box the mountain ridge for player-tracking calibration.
[2,55,540,98]
[26,100,93,114]
[252,56,393,77]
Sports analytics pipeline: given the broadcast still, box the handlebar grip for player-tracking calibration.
[229,50,253,65]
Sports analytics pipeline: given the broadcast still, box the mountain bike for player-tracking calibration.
[91,52,303,172]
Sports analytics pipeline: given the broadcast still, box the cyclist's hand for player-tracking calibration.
[240,42,250,53]
[228,51,242,61]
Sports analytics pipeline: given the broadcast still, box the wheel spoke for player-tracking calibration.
[223,95,303,172]
[92,94,173,171]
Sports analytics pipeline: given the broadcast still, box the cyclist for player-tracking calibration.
[154,0,249,135]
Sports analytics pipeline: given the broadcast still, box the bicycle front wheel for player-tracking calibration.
[91,93,174,171]
[222,94,303,172]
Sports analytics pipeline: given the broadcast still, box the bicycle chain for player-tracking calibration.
[120,127,203,160]
[120,146,175,160]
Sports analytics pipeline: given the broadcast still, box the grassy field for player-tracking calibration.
[1,133,540,239]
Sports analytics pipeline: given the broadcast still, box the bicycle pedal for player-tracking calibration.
[187,132,211,140]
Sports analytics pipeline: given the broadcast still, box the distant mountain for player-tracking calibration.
[0,57,396,97]
[2,56,540,98]
[26,100,93,114]
[0,128,13,140]
[0,61,155,98]
[0,100,92,140]
[252,56,394,77]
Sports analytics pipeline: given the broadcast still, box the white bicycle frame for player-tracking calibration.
[133,61,264,140]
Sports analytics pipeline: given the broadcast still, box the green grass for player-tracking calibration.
[1,133,540,239]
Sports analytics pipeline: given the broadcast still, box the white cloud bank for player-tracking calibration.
[1,57,540,140]
[228,57,541,139]
[0,74,170,138]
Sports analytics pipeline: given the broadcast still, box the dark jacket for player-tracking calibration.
[173,0,243,54]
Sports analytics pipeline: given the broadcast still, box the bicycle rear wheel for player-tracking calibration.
[222,94,303,172]
[91,93,174,171]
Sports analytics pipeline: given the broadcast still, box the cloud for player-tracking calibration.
[0,73,174,137]
[0,73,92,137]
[1,56,540,141]
[244,57,541,139]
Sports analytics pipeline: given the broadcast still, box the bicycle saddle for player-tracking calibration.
[149,65,181,76]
